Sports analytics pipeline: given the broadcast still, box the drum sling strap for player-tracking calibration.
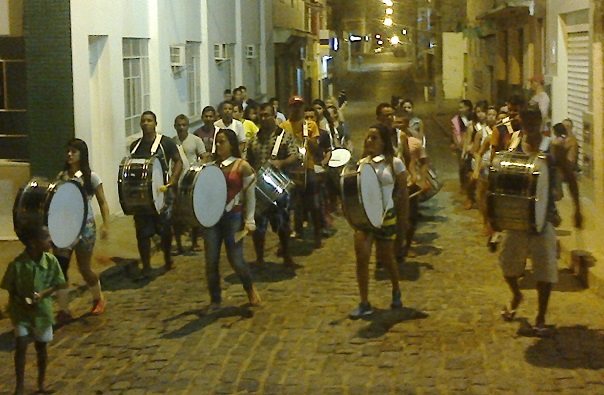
[224,159,249,213]
[130,132,163,156]
[271,129,285,159]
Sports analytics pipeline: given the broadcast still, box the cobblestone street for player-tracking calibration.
[1,60,604,394]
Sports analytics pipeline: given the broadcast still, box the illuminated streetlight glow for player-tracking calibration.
[390,35,400,45]
[385,8,393,15]
[383,17,393,27]
[383,0,393,6]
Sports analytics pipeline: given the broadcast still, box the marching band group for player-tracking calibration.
[2,81,587,393]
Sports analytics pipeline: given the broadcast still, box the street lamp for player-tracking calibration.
[382,0,393,6]
[390,35,400,45]
[383,17,393,27]
[385,8,393,15]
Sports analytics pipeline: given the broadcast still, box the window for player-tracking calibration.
[122,38,150,137]
[0,60,26,110]
[186,42,201,117]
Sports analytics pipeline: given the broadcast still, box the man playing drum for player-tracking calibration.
[246,103,299,267]
[130,111,183,278]
[172,114,206,255]
[497,105,582,336]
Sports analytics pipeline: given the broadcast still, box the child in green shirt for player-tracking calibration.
[1,224,66,395]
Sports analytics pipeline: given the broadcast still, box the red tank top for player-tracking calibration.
[224,159,244,212]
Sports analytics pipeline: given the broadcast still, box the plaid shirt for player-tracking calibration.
[246,127,299,171]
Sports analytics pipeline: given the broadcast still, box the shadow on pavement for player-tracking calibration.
[374,261,435,282]
[161,306,253,339]
[519,269,585,293]
[356,307,429,339]
[98,257,163,291]
[524,325,604,369]
[0,329,14,352]
[228,261,298,284]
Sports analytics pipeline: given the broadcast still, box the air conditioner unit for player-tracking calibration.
[170,45,185,67]
[245,45,257,59]
[214,43,228,61]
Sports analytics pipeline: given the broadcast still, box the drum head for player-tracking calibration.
[151,157,165,213]
[193,165,227,227]
[359,164,384,228]
[48,181,87,249]
[328,148,352,168]
[534,157,549,232]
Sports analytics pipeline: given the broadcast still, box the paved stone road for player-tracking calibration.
[1,71,604,394]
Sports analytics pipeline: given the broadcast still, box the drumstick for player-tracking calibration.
[409,190,423,199]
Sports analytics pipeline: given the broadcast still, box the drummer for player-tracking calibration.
[130,111,183,278]
[498,105,582,336]
[304,106,335,234]
[172,114,206,255]
[349,124,409,319]
[53,138,110,323]
[203,129,260,312]
[246,103,299,266]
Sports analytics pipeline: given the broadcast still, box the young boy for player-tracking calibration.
[1,224,67,395]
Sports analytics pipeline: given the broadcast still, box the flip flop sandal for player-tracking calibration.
[501,304,517,322]
[532,324,553,337]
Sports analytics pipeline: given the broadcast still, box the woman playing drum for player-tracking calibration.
[54,138,110,323]
[203,129,260,312]
[349,124,408,319]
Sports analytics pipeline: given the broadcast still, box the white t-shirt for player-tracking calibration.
[173,133,206,165]
[214,119,247,143]
[530,91,550,131]
[367,155,406,211]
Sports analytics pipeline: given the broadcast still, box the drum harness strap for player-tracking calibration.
[222,159,255,213]
[271,128,285,159]
[130,133,168,180]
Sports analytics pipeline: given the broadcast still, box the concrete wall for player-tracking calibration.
[0,0,23,36]
[442,33,466,99]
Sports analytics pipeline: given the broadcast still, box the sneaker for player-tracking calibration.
[349,302,373,319]
[55,310,73,325]
[91,298,106,315]
[391,290,403,309]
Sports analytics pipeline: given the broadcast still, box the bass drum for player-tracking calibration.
[13,178,88,249]
[418,167,443,202]
[340,162,384,231]
[118,157,166,215]
[487,152,549,233]
[178,163,227,228]
[328,148,352,169]
[256,163,295,214]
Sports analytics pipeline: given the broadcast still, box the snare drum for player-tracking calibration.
[178,163,227,228]
[341,163,384,231]
[487,152,549,233]
[118,157,166,215]
[13,178,88,249]
[256,164,295,214]
[328,148,352,168]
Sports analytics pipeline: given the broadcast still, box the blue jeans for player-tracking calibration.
[203,211,253,304]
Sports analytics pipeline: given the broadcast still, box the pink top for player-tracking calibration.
[224,159,244,212]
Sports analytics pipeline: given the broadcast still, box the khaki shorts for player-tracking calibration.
[498,222,558,283]
[15,324,53,342]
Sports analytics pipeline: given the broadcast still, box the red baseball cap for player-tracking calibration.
[288,95,305,105]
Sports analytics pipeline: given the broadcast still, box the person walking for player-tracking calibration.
[53,138,110,323]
